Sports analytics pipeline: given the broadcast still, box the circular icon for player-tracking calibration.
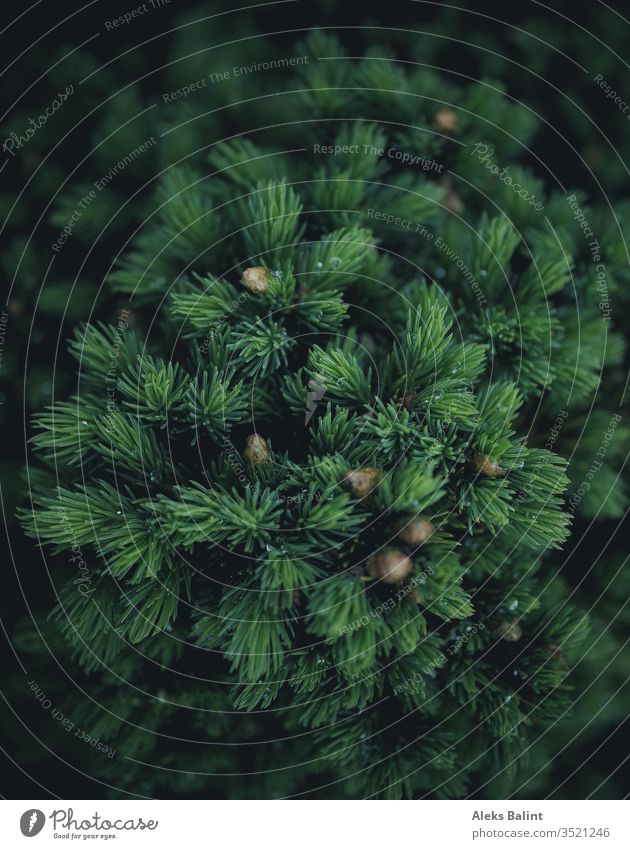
[20,810,45,837]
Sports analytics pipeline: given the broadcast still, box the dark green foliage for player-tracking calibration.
[11,21,629,800]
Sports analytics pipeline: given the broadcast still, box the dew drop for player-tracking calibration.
[315,261,324,270]
[435,267,446,279]
[330,256,342,269]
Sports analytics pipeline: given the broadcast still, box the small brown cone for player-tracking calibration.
[243,433,271,466]
[6,299,24,317]
[368,550,413,584]
[434,108,458,134]
[342,468,382,498]
[395,517,435,546]
[494,620,522,642]
[241,266,271,294]
[444,190,464,216]
[473,452,506,478]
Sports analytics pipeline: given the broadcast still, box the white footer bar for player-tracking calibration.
[0,800,628,848]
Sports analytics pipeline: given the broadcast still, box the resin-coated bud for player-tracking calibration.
[342,468,383,497]
[241,266,271,294]
[243,433,271,465]
[367,550,413,584]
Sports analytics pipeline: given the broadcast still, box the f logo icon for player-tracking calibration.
[20,809,45,837]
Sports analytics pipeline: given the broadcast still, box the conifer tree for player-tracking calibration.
[12,22,628,798]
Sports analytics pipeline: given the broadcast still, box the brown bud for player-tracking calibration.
[367,550,413,584]
[241,266,270,294]
[243,433,271,466]
[6,299,23,316]
[473,452,506,478]
[342,468,382,498]
[434,108,458,134]
[395,517,435,546]
[412,587,422,604]
[398,392,415,411]
[494,620,522,642]
[444,190,464,216]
